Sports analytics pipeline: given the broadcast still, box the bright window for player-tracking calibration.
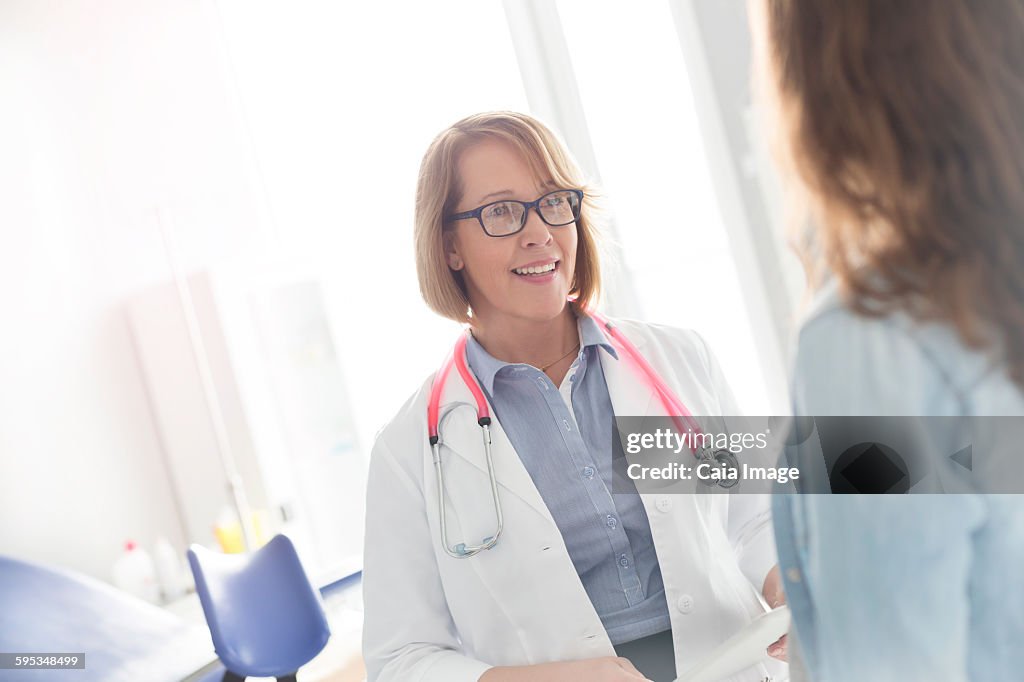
[216,0,529,440]
[556,0,774,413]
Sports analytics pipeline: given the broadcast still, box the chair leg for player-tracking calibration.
[220,669,296,681]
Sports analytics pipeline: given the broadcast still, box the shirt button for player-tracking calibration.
[677,594,695,614]
[786,567,803,583]
[582,466,595,479]
[606,515,618,529]
[619,554,629,568]
[655,497,672,513]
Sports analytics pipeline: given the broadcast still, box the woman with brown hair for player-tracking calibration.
[750,0,1024,679]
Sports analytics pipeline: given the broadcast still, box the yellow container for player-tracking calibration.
[213,509,269,553]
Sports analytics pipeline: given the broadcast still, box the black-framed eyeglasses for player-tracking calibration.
[446,189,584,237]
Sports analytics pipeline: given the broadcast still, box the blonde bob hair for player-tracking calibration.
[414,111,602,324]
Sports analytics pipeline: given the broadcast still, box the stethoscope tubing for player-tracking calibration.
[426,309,736,558]
[587,309,705,450]
[429,334,501,558]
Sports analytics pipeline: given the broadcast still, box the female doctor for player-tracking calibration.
[362,111,787,682]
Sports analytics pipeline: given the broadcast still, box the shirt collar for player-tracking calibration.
[579,312,619,361]
[464,312,619,395]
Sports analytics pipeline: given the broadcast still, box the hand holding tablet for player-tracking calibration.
[674,606,791,682]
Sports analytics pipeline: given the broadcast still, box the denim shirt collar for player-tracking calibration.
[465,312,619,395]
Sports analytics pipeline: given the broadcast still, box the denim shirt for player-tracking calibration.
[773,281,1024,681]
[465,313,672,645]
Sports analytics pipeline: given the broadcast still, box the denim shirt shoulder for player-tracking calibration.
[792,280,1019,416]
[776,280,1024,680]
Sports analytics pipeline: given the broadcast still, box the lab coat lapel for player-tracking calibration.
[601,326,659,423]
[434,362,555,523]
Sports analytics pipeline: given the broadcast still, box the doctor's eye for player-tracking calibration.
[483,202,512,219]
[481,202,524,231]
[537,190,580,225]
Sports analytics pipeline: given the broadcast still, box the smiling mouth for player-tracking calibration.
[511,261,559,277]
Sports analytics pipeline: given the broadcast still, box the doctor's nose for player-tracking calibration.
[519,208,554,248]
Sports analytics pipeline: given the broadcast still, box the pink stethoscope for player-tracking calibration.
[427,308,739,558]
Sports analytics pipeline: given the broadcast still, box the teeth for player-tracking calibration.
[513,262,556,275]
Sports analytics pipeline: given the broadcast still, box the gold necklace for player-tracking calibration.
[469,329,581,371]
[540,341,581,371]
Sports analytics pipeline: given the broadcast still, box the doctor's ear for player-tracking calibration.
[443,233,464,271]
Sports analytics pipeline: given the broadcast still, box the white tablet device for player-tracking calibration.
[674,605,790,682]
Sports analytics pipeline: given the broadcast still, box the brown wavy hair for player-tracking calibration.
[765,0,1024,387]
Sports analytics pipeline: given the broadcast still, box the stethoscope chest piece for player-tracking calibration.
[698,448,741,489]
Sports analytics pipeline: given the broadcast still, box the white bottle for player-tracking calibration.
[112,540,160,604]
[153,537,188,603]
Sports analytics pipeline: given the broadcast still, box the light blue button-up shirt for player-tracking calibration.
[465,313,671,645]
[774,280,1024,681]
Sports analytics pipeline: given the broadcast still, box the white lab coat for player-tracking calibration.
[362,318,786,682]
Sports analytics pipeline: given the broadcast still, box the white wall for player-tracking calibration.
[0,0,529,582]
[0,0,269,581]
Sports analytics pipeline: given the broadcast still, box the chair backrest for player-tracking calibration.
[187,534,331,677]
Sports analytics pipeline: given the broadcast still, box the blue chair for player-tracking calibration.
[187,534,331,682]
